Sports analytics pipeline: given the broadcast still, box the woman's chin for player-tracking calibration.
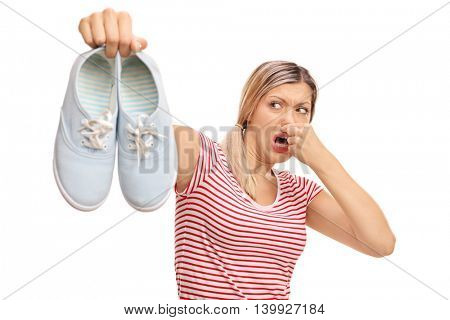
[269,150,292,163]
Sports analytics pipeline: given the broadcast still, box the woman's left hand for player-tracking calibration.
[280,123,327,168]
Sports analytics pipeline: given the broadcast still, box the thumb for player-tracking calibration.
[131,36,148,52]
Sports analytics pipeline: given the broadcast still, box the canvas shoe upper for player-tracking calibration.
[117,51,178,211]
[53,47,119,211]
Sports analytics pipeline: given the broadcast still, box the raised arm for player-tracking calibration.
[78,8,200,191]
[172,125,200,193]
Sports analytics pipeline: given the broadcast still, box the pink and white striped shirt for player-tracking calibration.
[173,131,324,300]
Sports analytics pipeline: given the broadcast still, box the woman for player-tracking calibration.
[78,8,396,300]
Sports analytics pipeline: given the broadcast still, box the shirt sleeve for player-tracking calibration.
[174,130,217,197]
[297,175,324,207]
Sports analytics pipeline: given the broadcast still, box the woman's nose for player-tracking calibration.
[280,108,296,126]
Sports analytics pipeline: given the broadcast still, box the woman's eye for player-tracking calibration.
[270,101,310,114]
[296,107,309,114]
[270,102,282,109]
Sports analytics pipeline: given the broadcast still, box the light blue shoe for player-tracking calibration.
[117,52,178,212]
[53,47,119,211]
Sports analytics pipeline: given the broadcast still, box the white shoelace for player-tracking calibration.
[78,111,114,150]
[127,113,166,167]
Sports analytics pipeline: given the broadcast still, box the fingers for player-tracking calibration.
[287,136,300,145]
[281,123,309,137]
[280,124,294,135]
[281,124,298,136]
[118,11,132,58]
[130,37,142,52]
[78,8,148,58]
[103,8,119,58]
[78,18,95,48]
[89,12,106,47]
[131,36,148,52]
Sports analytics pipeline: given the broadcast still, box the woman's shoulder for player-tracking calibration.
[274,169,300,188]
[173,126,218,156]
[173,129,221,197]
[197,131,221,155]
[274,168,297,180]
[275,169,322,190]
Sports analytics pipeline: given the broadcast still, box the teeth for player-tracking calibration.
[275,136,288,144]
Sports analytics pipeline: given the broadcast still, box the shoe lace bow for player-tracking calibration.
[126,114,166,166]
[79,111,113,150]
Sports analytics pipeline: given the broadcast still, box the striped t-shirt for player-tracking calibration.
[173,131,324,300]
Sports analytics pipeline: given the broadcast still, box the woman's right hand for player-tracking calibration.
[78,8,148,58]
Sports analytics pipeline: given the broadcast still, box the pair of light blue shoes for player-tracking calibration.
[53,46,177,212]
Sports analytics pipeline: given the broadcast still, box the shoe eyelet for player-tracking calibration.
[81,140,85,145]
[103,144,107,150]
[128,143,132,149]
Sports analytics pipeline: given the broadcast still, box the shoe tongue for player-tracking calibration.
[133,113,151,127]
[108,81,117,115]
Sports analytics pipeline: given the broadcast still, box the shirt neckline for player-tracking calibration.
[215,141,282,211]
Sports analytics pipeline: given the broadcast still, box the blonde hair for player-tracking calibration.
[221,61,318,200]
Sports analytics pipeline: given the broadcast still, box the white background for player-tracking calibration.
[0,0,449,319]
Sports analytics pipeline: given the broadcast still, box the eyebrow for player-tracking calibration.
[269,95,311,108]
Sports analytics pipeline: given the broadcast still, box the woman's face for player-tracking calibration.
[245,81,313,165]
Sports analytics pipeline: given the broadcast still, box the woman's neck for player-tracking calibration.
[243,133,274,179]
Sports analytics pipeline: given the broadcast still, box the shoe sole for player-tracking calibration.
[119,166,178,212]
[53,158,106,212]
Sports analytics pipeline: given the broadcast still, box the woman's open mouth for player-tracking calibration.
[272,132,289,153]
